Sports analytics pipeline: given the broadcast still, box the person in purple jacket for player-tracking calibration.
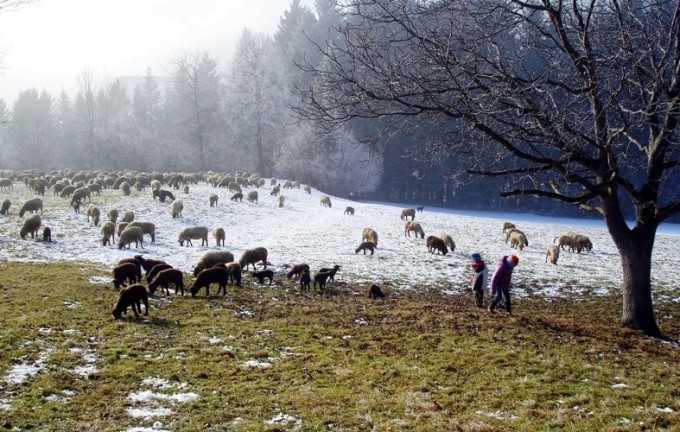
[488,255,519,314]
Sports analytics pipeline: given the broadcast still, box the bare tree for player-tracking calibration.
[75,67,97,165]
[296,0,680,337]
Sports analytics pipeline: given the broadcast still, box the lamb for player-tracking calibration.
[118,226,145,250]
[238,247,268,270]
[545,245,560,265]
[20,214,41,239]
[502,221,516,233]
[251,270,274,285]
[270,184,281,196]
[209,194,218,207]
[231,192,243,202]
[299,269,311,291]
[508,231,528,251]
[426,235,448,255]
[320,195,332,207]
[121,210,135,223]
[225,262,242,286]
[146,263,173,282]
[42,227,52,242]
[554,235,582,253]
[19,198,43,217]
[416,205,425,212]
[106,207,119,224]
[111,284,149,319]
[171,200,183,218]
[400,208,416,221]
[212,227,226,247]
[355,241,376,255]
[112,262,142,289]
[344,206,355,215]
[278,195,285,208]
[318,264,341,281]
[361,227,379,246]
[1,199,10,215]
[134,255,167,274]
[86,204,101,226]
[313,271,333,292]
[286,263,310,279]
[149,268,184,296]
[178,226,209,247]
[247,190,258,203]
[129,221,156,243]
[438,232,456,252]
[368,284,385,299]
[190,267,230,297]
[101,221,115,246]
[192,251,235,276]
[404,221,425,238]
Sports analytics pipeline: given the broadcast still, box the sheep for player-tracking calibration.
[554,235,582,253]
[153,189,175,202]
[121,210,135,223]
[404,221,425,238]
[545,245,560,265]
[286,263,310,279]
[87,183,102,196]
[417,205,425,212]
[120,181,131,196]
[212,227,226,247]
[178,226,209,247]
[171,200,183,218]
[117,222,130,237]
[299,269,311,291]
[278,195,285,208]
[270,184,281,196]
[320,195,332,207]
[368,284,386,299]
[344,206,355,215]
[112,262,142,290]
[438,232,456,252]
[1,199,10,215]
[247,190,258,203]
[101,221,115,246]
[146,263,173,283]
[183,185,189,194]
[73,187,91,202]
[303,185,311,194]
[361,227,379,246]
[251,270,274,285]
[502,221,516,233]
[400,208,416,221]
[283,180,293,189]
[118,226,145,250]
[225,262,242,286]
[20,214,41,239]
[318,264,341,281]
[129,221,156,243]
[355,241,376,255]
[150,179,161,191]
[292,180,301,189]
[60,185,76,198]
[193,251,235,276]
[426,235,448,255]
[111,284,149,319]
[231,192,243,202]
[107,207,119,224]
[228,182,242,193]
[238,247,268,270]
[149,268,184,296]
[190,267,230,297]
[313,271,333,292]
[133,255,167,274]
[19,198,43,217]
[573,234,593,252]
[86,204,101,226]
[508,231,528,251]
[209,194,218,207]
[0,178,13,191]
[42,227,52,242]
[505,228,528,244]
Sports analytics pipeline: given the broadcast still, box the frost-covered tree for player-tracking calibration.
[74,68,98,166]
[9,88,54,169]
[133,67,163,134]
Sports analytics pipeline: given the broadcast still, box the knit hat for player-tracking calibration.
[506,255,519,267]
[470,252,482,261]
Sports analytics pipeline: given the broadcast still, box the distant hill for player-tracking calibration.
[117,76,174,97]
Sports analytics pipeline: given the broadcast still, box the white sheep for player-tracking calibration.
[247,190,258,203]
[171,200,183,218]
[121,210,134,223]
[86,204,101,226]
[362,227,379,247]
[101,221,115,246]
[212,227,226,247]
[545,245,560,264]
[438,232,456,252]
[320,195,332,207]
[129,221,156,243]
[118,226,145,250]
[178,226,209,247]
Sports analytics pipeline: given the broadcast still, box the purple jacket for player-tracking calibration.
[490,256,514,293]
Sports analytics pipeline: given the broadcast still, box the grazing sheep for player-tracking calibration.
[149,268,184,296]
[278,195,285,208]
[400,208,416,221]
[0,178,13,191]
[19,198,43,217]
[230,192,243,202]
[212,227,226,247]
[502,221,516,233]
[573,234,593,252]
[60,185,76,198]
[238,247,268,270]
[209,194,218,207]
[368,284,385,299]
[42,227,52,242]
[426,236,448,255]
[190,267,230,297]
[112,262,142,290]
[361,227,379,246]
[247,190,258,203]
[87,183,102,196]
[225,262,242,286]
[111,284,149,319]
[313,271,333,292]
[183,185,189,194]
[178,226,209,247]
[73,187,91,202]
[1,199,10,215]
[101,221,115,246]
[283,180,293,189]
[318,264,341,281]
[193,251,235,276]
[303,185,311,194]
[320,195,332,207]
[545,245,560,265]
[86,204,101,226]
[107,207,119,224]
[120,181,131,196]
[20,214,41,239]
[117,222,130,237]
[508,231,528,251]
[270,184,281,196]
[150,179,161,191]
[344,206,355,215]
[299,269,311,291]
[438,232,456,252]
[228,182,242,193]
[287,263,310,279]
[417,206,424,213]
[404,221,425,238]
[171,200,183,218]
[505,228,527,244]
[118,226,145,250]
[554,235,582,253]
[355,241,376,255]
[129,221,156,243]
[146,263,173,283]
[153,189,175,202]
[121,210,135,223]
[251,270,274,285]
[133,255,166,274]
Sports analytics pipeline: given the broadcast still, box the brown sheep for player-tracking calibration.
[101,221,115,246]
[193,251,235,276]
[270,184,281,196]
[225,262,242,286]
[502,221,516,233]
[286,263,310,279]
[554,235,582,253]
[190,267,230,297]
[545,245,560,265]
[212,227,226,247]
[355,241,376,255]
[230,192,243,202]
[42,227,52,242]
[19,198,43,217]
[111,284,149,319]
[238,247,268,270]
[149,268,184,296]
[573,234,593,252]
[400,208,416,221]
[508,231,528,251]
[209,194,218,207]
[86,204,101,226]
[344,206,355,215]
[361,227,379,246]
[404,221,425,238]
[133,255,166,274]
[112,262,142,290]
[251,270,274,285]
[299,269,311,291]
[426,236,448,255]
[120,210,135,223]
[368,284,385,299]
[20,214,41,239]
[318,264,341,281]
[145,263,173,282]
[313,271,333,292]
[0,199,10,215]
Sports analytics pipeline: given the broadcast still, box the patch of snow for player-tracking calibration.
[142,377,187,390]
[4,349,52,384]
[656,406,674,413]
[243,360,272,369]
[475,410,519,420]
[126,407,174,419]
[612,383,630,389]
[265,412,302,427]
[0,398,11,410]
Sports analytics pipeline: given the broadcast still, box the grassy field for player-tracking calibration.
[0,261,678,431]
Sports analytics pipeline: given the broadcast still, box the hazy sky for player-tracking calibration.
[0,0,314,102]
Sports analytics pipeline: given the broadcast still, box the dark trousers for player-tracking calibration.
[490,287,511,313]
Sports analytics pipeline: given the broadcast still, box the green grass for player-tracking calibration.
[0,261,678,431]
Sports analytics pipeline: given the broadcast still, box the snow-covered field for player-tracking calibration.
[1,179,678,303]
